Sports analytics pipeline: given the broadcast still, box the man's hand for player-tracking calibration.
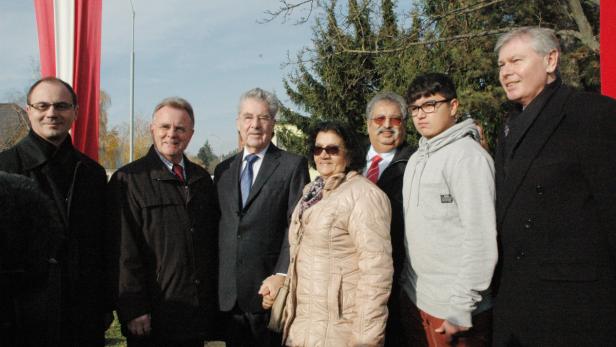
[258,274,286,310]
[434,320,469,341]
[127,313,151,336]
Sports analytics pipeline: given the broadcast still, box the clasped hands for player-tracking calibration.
[258,274,286,310]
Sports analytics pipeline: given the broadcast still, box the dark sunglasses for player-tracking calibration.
[28,102,75,111]
[371,116,403,126]
[313,145,341,156]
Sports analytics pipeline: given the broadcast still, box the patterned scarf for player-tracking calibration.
[298,176,325,219]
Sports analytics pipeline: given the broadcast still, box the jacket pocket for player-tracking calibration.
[328,273,342,320]
[538,263,598,282]
[419,182,457,221]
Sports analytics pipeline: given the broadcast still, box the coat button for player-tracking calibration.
[536,185,544,195]
[237,234,241,240]
[516,251,526,260]
[194,279,201,285]
[524,218,533,229]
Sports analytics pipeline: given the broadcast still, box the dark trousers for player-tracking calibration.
[385,285,412,347]
[223,304,280,347]
[123,326,204,347]
[125,335,203,347]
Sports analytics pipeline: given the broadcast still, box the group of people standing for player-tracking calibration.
[1,26,615,347]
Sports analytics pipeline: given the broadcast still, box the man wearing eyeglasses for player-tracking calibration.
[108,97,221,347]
[0,77,109,346]
[401,73,497,347]
[215,88,309,346]
[363,91,415,347]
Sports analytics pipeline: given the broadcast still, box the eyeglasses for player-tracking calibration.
[313,145,341,156]
[371,116,403,127]
[28,102,75,111]
[240,114,273,123]
[409,99,451,117]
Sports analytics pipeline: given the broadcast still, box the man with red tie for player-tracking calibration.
[108,97,220,347]
[363,91,415,346]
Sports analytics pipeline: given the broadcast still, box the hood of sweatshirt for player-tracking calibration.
[416,118,480,157]
[405,118,481,208]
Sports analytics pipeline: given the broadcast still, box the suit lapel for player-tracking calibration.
[497,85,573,224]
[378,145,411,184]
[229,152,243,210]
[244,145,281,209]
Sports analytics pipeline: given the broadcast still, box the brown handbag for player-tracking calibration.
[267,275,290,332]
[267,216,306,333]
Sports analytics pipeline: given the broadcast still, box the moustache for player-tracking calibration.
[376,127,400,137]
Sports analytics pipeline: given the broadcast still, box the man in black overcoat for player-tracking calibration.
[215,88,309,347]
[0,77,109,346]
[492,27,616,346]
[109,97,220,347]
[362,91,415,346]
[0,172,63,347]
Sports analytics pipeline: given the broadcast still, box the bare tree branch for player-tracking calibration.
[260,0,316,24]
[337,27,516,54]
[565,0,599,53]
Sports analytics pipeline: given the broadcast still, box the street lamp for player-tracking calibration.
[129,0,135,162]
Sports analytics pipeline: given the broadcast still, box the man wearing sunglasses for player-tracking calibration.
[363,91,415,347]
[0,77,109,346]
[401,73,497,347]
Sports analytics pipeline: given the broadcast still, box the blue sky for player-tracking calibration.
[0,0,317,156]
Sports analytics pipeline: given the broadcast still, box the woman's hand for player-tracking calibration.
[258,274,286,310]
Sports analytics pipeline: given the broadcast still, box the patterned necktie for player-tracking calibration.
[366,154,382,184]
[240,154,259,207]
[172,164,185,184]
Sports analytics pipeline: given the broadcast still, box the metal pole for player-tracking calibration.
[129,0,135,162]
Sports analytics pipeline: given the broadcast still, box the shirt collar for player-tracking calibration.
[242,143,270,161]
[366,145,396,162]
[155,149,185,172]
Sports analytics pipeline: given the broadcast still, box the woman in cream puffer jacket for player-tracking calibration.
[281,122,393,347]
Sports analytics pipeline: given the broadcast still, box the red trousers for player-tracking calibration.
[399,291,492,347]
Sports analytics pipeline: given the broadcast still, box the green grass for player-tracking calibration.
[104,314,225,347]
[104,313,126,347]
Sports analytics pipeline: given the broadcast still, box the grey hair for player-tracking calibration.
[152,97,195,124]
[494,26,561,57]
[238,87,280,120]
[365,91,408,120]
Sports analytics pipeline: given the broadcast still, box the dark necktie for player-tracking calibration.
[366,155,382,184]
[240,154,259,207]
[172,164,185,184]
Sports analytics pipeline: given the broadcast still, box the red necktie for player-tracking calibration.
[172,164,185,184]
[366,155,382,184]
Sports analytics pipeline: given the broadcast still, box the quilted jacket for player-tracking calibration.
[283,171,393,347]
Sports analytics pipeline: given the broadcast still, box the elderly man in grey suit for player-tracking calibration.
[214,88,309,347]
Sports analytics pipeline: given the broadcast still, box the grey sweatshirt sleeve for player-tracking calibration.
[445,151,498,327]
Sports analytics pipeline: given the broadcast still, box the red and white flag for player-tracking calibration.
[601,2,616,99]
[34,0,102,160]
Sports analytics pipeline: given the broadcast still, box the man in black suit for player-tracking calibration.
[0,77,109,346]
[215,88,309,347]
[109,97,219,347]
[493,27,616,346]
[362,91,414,346]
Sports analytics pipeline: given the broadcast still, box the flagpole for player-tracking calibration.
[129,0,135,162]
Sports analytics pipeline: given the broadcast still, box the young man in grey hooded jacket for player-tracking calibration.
[400,73,497,347]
